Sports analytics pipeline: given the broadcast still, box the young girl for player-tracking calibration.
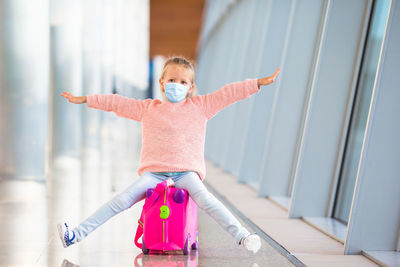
[58,56,280,254]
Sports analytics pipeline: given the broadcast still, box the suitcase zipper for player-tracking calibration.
[163,188,167,250]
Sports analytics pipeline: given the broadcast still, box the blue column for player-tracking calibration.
[0,0,50,181]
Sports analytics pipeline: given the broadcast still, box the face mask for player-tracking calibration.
[164,83,190,103]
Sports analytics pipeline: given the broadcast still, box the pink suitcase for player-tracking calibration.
[134,179,198,254]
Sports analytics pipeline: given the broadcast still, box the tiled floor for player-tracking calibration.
[0,122,294,267]
[204,161,380,267]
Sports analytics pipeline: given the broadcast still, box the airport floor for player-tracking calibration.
[0,122,294,267]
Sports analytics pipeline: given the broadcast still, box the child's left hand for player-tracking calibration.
[257,68,280,87]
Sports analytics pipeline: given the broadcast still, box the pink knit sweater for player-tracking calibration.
[86,79,260,180]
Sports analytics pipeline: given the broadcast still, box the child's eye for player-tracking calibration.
[168,79,175,82]
[181,81,187,85]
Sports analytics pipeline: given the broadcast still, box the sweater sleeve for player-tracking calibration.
[86,94,152,122]
[196,79,260,120]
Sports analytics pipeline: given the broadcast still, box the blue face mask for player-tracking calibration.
[164,83,190,103]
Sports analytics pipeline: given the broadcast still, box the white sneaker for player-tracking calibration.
[57,223,77,248]
[241,233,261,253]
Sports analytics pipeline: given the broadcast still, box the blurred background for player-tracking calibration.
[0,0,205,183]
[0,0,399,266]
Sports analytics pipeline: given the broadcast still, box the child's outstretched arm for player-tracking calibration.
[61,92,151,122]
[257,68,280,87]
[61,92,87,104]
[195,68,280,120]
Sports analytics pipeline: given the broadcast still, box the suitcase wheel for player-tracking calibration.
[142,241,149,255]
[191,231,199,250]
[183,234,191,255]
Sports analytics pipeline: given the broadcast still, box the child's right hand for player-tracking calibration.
[61,92,87,104]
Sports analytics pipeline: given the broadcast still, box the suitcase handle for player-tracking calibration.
[134,179,174,249]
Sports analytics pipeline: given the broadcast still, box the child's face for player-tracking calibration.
[159,64,194,102]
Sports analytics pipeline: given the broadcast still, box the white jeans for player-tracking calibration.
[73,171,250,244]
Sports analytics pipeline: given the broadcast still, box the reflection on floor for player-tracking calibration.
[0,170,294,266]
[0,121,294,266]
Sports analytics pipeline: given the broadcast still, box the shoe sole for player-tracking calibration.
[57,223,67,248]
[243,234,261,253]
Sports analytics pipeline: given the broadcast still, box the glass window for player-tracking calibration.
[333,0,390,223]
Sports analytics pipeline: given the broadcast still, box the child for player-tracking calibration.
[58,56,280,253]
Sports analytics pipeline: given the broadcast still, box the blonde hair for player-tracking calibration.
[160,56,197,98]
